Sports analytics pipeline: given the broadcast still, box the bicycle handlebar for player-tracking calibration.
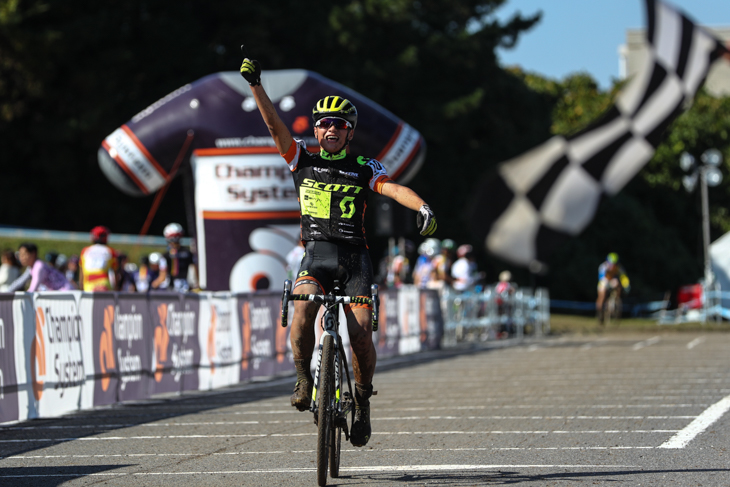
[289,294,372,306]
[281,280,379,331]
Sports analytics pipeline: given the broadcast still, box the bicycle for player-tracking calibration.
[599,284,622,326]
[281,279,379,486]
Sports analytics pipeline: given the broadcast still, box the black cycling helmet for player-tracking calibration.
[312,96,358,129]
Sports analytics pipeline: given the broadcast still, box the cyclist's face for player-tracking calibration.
[315,120,353,153]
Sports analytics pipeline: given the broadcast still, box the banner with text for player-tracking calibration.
[0,286,442,424]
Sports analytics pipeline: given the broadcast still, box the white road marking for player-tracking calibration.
[1,420,306,430]
[339,464,640,473]
[686,337,706,349]
[392,404,704,410]
[0,415,695,431]
[0,464,641,478]
[579,337,610,350]
[0,446,660,460]
[0,429,679,443]
[632,336,661,350]
[659,394,730,449]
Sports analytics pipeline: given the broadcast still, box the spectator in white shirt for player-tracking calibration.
[451,244,479,292]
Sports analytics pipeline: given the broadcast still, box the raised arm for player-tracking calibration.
[240,57,294,155]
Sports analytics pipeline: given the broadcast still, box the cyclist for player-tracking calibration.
[6,242,75,292]
[596,252,630,321]
[79,226,120,292]
[241,56,437,447]
[161,223,197,292]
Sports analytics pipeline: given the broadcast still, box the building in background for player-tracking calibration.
[620,26,730,97]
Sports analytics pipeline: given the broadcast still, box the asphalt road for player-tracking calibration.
[2,331,730,486]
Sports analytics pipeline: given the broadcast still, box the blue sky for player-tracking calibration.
[494,0,728,89]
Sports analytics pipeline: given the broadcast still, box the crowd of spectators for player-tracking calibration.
[377,238,496,293]
[0,223,198,294]
[1,227,521,299]
[376,237,519,302]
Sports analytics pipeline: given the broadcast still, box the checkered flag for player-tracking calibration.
[471,0,729,271]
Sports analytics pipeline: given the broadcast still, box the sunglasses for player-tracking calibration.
[315,117,352,130]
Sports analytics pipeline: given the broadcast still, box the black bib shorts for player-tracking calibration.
[294,240,374,299]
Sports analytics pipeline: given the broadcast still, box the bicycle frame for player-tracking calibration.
[281,280,379,419]
[311,303,345,418]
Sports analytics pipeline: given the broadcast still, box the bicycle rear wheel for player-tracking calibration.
[610,294,622,326]
[604,291,619,327]
[317,334,335,486]
[329,411,341,477]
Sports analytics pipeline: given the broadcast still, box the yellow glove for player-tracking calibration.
[240,58,261,86]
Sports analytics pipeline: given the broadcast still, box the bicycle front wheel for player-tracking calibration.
[329,347,344,478]
[317,334,335,486]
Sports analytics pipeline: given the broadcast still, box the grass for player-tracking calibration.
[549,313,730,335]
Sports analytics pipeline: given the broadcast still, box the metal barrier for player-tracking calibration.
[657,283,729,324]
[440,286,550,345]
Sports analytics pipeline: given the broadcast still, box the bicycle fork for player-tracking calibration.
[311,311,339,416]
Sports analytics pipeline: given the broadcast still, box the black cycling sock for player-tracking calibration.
[294,359,313,384]
[355,382,373,408]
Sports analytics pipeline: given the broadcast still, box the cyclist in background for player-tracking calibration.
[161,223,197,292]
[596,252,630,320]
[79,226,119,292]
[241,55,437,448]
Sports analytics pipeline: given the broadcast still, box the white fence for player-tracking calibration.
[441,286,550,344]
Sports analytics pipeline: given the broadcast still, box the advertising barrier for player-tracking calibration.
[0,286,442,424]
[0,294,18,424]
